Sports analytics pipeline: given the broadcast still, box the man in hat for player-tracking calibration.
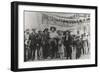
[63,30,72,59]
[75,30,82,59]
[42,28,50,59]
[82,33,88,54]
[75,36,82,59]
[35,30,43,60]
[29,29,37,60]
[24,29,30,61]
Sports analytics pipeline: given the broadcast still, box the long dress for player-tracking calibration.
[49,31,58,59]
[57,35,64,59]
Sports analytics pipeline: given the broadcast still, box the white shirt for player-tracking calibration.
[50,31,58,39]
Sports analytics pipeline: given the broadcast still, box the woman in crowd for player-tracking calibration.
[49,27,58,59]
[57,30,65,59]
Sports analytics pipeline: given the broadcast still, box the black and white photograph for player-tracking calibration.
[11,1,97,71]
[24,11,90,62]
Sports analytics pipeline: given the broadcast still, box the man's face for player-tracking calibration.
[32,30,35,34]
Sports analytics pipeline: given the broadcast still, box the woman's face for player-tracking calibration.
[51,29,55,32]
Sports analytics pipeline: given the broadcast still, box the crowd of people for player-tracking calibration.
[24,27,90,62]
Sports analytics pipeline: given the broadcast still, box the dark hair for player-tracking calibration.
[50,27,56,31]
[43,28,48,32]
[32,29,36,31]
[64,30,70,35]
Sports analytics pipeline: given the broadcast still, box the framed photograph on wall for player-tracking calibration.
[11,1,98,71]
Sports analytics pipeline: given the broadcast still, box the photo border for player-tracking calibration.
[11,1,98,72]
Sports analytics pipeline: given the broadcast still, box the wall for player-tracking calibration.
[0,0,99,73]
[25,11,42,30]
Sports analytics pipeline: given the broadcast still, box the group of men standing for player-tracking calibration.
[24,27,89,62]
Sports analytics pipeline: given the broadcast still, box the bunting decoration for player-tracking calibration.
[42,13,90,28]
